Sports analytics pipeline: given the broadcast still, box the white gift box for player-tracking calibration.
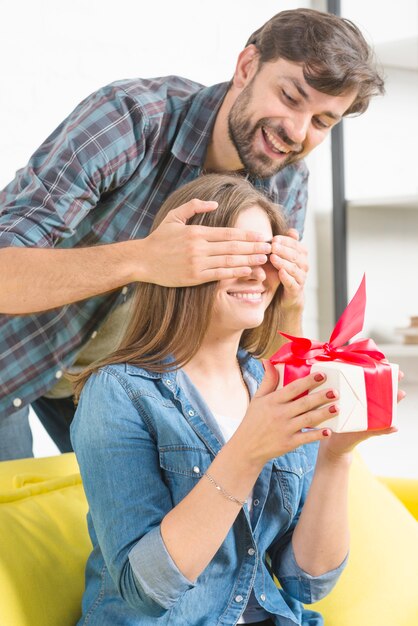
[275,361,398,433]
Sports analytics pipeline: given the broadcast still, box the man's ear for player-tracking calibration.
[232,45,260,89]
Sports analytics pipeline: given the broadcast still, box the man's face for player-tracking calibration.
[228,57,356,178]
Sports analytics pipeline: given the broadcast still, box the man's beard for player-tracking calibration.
[227,82,302,179]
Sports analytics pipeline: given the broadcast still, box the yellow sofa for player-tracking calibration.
[0,453,417,626]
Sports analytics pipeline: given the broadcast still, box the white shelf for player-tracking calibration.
[378,343,418,357]
[346,195,418,211]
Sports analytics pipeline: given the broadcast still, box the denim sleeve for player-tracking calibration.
[70,368,195,615]
[275,540,348,604]
[269,442,347,603]
[0,83,147,248]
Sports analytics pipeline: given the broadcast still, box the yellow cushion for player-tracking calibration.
[0,452,80,490]
[0,454,90,626]
[310,454,418,626]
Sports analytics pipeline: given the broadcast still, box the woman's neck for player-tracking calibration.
[182,332,249,420]
[185,331,241,377]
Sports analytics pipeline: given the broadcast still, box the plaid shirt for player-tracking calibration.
[0,76,308,417]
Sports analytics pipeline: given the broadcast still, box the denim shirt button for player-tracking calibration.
[235,595,243,603]
[299,467,303,475]
[188,410,195,416]
[253,499,260,506]
[165,380,172,386]
[247,548,255,556]
[193,466,200,474]
[121,286,128,295]
[13,397,22,408]
[260,593,266,602]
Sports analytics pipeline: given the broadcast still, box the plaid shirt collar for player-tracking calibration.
[171,82,229,166]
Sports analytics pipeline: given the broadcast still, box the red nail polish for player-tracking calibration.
[314,373,325,382]
[326,390,336,399]
[322,429,330,437]
[328,404,338,414]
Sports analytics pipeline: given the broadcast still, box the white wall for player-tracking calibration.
[0,0,309,188]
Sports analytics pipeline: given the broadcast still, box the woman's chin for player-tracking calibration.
[236,313,265,331]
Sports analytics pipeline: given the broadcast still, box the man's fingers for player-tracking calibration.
[270,258,305,284]
[272,235,308,269]
[203,253,268,269]
[199,266,254,282]
[286,228,300,241]
[205,240,272,256]
[165,199,219,224]
[199,225,268,243]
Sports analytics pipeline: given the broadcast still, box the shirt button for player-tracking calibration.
[253,499,260,506]
[188,410,195,416]
[121,286,128,295]
[55,370,63,379]
[260,593,266,602]
[13,398,22,408]
[165,380,172,386]
[91,330,98,339]
[247,548,255,556]
[193,466,200,474]
[299,467,303,475]
[235,595,243,603]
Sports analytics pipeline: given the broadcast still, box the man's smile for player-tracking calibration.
[261,126,293,155]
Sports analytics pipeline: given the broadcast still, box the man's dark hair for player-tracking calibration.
[246,8,384,115]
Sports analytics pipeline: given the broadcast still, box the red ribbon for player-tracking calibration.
[270,276,394,429]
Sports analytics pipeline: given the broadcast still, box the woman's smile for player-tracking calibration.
[226,289,265,303]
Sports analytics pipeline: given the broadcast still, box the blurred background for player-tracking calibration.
[1,0,417,477]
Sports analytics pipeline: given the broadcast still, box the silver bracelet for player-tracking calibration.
[204,472,248,507]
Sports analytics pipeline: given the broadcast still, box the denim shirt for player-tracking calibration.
[71,352,347,626]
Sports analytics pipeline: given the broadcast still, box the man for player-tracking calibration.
[0,8,384,459]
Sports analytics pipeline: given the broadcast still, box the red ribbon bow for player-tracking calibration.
[270,276,394,430]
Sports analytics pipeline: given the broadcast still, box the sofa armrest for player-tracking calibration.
[378,477,418,521]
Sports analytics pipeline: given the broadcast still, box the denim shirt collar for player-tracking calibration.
[124,349,263,459]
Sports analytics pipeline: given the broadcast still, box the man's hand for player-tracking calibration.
[138,199,272,286]
[270,228,308,311]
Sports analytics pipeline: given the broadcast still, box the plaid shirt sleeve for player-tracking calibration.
[289,167,308,239]
[0,83,149,248]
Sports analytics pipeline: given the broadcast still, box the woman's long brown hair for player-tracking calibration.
[72,174,287,398]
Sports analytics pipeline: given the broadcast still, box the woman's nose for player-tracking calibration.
[249,263,267,281]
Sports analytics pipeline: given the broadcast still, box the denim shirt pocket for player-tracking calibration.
[159,446,213,505]
[271,450,314,518]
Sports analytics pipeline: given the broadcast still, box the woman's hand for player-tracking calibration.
[318,370,406,462]
[234,362,339,470]
[318,426,398,464]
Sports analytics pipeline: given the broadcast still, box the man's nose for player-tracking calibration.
[286,112,310,146]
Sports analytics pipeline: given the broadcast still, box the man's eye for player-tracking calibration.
[282,90,297,104]
[313,117,330,130]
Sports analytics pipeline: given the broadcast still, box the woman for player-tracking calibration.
[71,174,396,626]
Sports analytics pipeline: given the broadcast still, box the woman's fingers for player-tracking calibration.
[274,371,332,404]
[291,401,339,432]
[272,370,339,431]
